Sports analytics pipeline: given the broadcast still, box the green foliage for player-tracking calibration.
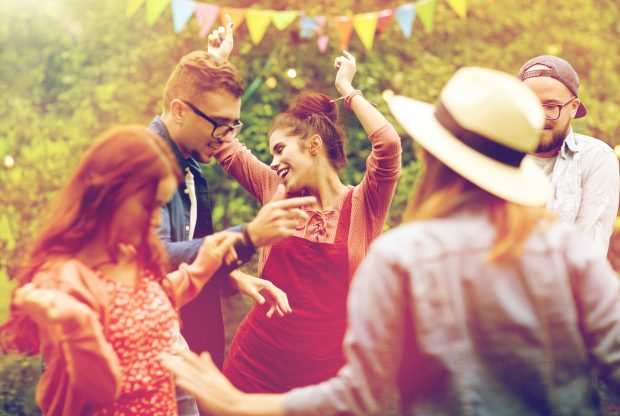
[1,0,619,411]
[0,355,41,415]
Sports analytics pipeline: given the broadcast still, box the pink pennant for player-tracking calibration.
[195,3,220,38]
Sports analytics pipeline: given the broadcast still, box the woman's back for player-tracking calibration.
[376,213,619,415]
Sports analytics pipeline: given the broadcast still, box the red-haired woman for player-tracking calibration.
[0,126,240,415]
[212,51,402,392]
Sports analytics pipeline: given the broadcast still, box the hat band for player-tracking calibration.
[434,102,525,168]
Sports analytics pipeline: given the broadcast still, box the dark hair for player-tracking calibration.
[163,51,245,111]
[0,126,182,354]
[270,93,348,171]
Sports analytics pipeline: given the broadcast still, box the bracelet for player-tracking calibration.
[241,223,256,250]
[330,90,377,110]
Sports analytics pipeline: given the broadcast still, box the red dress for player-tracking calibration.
[224,191,353,392]
[91,270,178,415]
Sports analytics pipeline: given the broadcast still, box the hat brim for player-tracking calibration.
[388,96,551,207]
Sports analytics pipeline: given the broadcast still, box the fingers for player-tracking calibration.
[342,49,355,61]
[213,233,242,259]
[224,13,233,35]
[269,195,316,210]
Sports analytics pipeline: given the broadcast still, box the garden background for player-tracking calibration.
[1,0,619,413]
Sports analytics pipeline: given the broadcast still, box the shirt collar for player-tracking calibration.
[149,115,201,173]
[560,127,579,157]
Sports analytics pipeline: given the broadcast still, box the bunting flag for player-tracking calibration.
[353,12,378,50]
[335,16,354,50]
[220,7,245,30]
[299,16,318,39]
[171,0,195,33]
[376,9,395,35]
[127,0,145,17]
[146,0,171,26]
[272,10,299,30]
[447,0,467,19]
[246,10,272,45]
[195,3,219,37]
[135,0,470,50]
[395,4,416,38]
[416,0,437,33]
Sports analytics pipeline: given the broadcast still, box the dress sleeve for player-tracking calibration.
[214,138,283,205]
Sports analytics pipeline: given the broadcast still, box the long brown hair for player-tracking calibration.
[1,126,182,354]
[404,149,550,262]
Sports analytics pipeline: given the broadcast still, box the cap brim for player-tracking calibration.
[575,102,587,118]
[388,95,551,207]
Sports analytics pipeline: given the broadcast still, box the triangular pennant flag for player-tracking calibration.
[171,0,195,33]
[146,0,170,26]
[195,3,219,38]
[353,12,378,50]
[376,9,394,35]
[447,0,467,19]
[272,10,299,30]
[299,16,318,39]
[246,10,272,45]
[317,34,329,53]
[127,0,146,17]
[335,16,354,50]
[416,0,437,34]
[395,4,416,38]
[220,7,245,30]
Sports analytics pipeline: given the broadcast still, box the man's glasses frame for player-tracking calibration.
[181,100,243,139]
[542,96,576,120]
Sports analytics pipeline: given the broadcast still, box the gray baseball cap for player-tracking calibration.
[518,55,587,118]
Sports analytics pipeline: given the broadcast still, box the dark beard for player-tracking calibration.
[535,123,571,154]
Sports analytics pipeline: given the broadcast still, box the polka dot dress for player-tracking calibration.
[91,269,178,415]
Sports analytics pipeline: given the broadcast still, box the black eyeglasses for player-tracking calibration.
[542,96,576,120]
[181,100,243,139]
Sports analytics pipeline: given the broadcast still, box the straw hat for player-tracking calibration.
[388,67,551,206]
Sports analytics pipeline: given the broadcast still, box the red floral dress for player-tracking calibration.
[91,269,178,415]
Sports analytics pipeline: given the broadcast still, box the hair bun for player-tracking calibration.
[289,93,338,123]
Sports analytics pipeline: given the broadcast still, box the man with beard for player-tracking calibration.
[519,55,619,256]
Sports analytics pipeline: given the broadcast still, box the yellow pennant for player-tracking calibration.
[271,10,299,30]
[353,12,378,50]
[220,7,246,30]
[246,10,272,45]
[447,0,467,19]
[146,0,171,26]
[416,0,437,34]
[127,0,145,17]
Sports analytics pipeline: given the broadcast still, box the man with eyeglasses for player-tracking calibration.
[519,55,619,257]
[148,20,313,415]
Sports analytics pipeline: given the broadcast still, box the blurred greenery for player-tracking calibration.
[1,0,619,412]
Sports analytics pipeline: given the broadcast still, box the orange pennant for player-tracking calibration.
[335,16,354,50]
[220,7,245,30]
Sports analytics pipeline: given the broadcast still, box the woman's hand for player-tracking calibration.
[334,50,357,97]
[14,283,92,326]
[185,232,242,279]
[207,14,234,61]
[229,270,292,318]
[162,348,244,415]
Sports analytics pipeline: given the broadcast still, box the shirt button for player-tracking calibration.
[184,189,190,194]
[185,225,190,231]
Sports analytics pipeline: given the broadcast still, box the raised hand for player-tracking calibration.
[245,184,316,248]
[334,50,357,96]
[229,270,292,318]
[207,14,234,61]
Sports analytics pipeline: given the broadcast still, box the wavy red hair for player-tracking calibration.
[1,126,181,354]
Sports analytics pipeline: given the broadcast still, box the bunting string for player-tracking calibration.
[129,0,472,51]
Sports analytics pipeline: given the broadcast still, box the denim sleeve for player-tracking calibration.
[157,205,203,271]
